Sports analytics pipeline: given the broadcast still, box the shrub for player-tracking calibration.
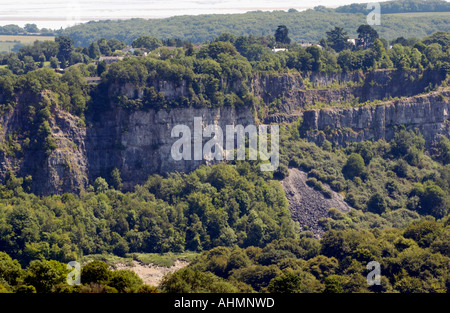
[81,260,112,285]
[342,153,366,180]
[367,193,387,214]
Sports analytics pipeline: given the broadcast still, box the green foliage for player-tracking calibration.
[336,0,450,14]
[81,260,111,285]
[0,163,296,265]
[24,260,68,293]
[342,153,366,180]
[160,268,239,293]
[132,35,163,51]
[108,269,143,293]
[109,168,123,190]
[59,8,450,47]
[0,252,23,289]
[367,193,387,214]
[94,177,109,193]
[325,27,350,52]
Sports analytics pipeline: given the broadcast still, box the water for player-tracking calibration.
[0,0,378,30]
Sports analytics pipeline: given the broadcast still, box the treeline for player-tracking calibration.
[0,162,296,268]
[162,218,450,293]
[0,254,153,293]
[1,30,449,119]
[59,7,450,47]
[336,0,450,14]
[1,217,448,293]
[0,24,55,36]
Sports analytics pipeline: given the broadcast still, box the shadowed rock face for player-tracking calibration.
[282,168,352,237]
[86,106,254,191]
[1,103,254,195]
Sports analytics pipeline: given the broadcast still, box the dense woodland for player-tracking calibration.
[0,8,450,293]
[0,120,449,293]
[1,1,448,47]
[58,0,450,47]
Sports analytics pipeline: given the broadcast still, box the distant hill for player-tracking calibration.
[336,0,450,14]
[59,1,450,47]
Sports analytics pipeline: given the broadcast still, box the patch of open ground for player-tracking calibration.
[113,259,189,287]
[282,167,352,237]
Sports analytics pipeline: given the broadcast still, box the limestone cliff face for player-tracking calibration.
[253,69,443,123]
[302,90,450,147]
[86,106,254,191]
[0,69,447,195]
[0,100,254,194]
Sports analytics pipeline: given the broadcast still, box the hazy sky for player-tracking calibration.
[0,0,384,29]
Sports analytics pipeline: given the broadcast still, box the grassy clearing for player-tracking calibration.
[80,251,199,268]
[0,35,55,43]
[0,35,55,53]
[129,252,199,267]
[80,254,133,266]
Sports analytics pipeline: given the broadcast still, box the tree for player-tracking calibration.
[56,36,74,64]
[367,193,387,214]
[432,135,450,165]
[97,38,112,56]
[275,25,291,45]
[49,56,59,69]
[161,268,239,293]
[132,35,163,50]
[356,24,379,49]
[108,269,143,293]
[342,153,366,180]
[0,252,23,289]
[7,54,24,75]
[24,24,39,33]
[88,42,101,59]
[41,41,59,61]
[110,168,123,190]
[420,183,448,218]
[24,260,68,293]
[94,177,109,193]
[81,260,112,285]
[97,60,107,76]
[325,26,350,52]
[107,38,126,52]
[324,275,346,293]
[267,272,302,293]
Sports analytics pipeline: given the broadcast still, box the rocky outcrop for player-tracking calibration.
[302,89,450,147]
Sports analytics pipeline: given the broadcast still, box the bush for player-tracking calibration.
[108,269,143,293]
[342,153,366,180]
[367,193,387,214]
[81,260,112,285]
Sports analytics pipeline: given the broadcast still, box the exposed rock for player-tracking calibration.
[0,69,448,195]
[282,168,352,237]
[302,89,450,147]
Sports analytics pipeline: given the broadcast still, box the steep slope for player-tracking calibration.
[282,168,352,237]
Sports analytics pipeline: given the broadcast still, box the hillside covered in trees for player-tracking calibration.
[57,0,450,47]
[0,17,449,294]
